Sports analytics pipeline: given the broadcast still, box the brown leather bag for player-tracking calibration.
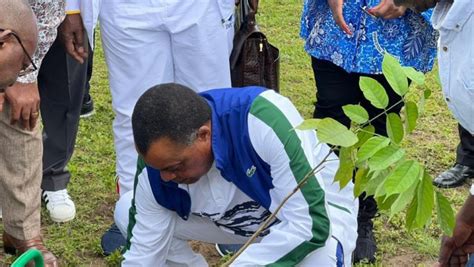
[230,0,280,92]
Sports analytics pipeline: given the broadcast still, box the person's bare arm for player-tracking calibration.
[8,1,65,130]
[393,0,440,12]
[328,0,352,35]
[58,13,88,64]
[4,82,40,131]
[436,195,474,267]
[368,0,407,19]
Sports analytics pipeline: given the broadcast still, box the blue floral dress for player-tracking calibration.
[300,0,439,74]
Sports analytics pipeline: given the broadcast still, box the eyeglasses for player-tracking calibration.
[0,28,37,75]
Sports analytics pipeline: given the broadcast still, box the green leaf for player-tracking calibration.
[382,52,409,96]
[359,77,389,109]
[406,194,418,230]
[368,145,406,171]
[342,104,369,124]
[386,113,404,144]
[378,194,399,211]
[384,160,421,196]
[436,192,455,236]
[355,125,375,148]
[315,118,358,147]
[418,89,432,115]
[295,119,321,130]
[402,66,425,85]
[415,170,435,228]
[390,182,418,218]
[404,101,419,134]
[364,170,388,197]
[354,168,370,197]
[424,89,432,99]
[334,147,355,189]
[374,170,389,198]
[357,136,391,164]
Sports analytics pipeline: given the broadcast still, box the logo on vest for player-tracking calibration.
[246,165,256,177]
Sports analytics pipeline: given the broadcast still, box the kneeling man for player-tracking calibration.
[115,83,358,266]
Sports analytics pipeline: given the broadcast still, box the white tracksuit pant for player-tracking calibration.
[115,191,345,266]
[99,0,234,194]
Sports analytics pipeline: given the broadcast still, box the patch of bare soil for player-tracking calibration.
[190,241,222,266]
[384,250,436,266]
[190,242,439,267]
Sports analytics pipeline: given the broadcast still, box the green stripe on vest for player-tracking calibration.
[249,95,330,266]
[124,156,147,252]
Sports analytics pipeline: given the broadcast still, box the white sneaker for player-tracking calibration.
[42,189,76,223]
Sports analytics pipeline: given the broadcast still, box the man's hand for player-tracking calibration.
[58,14,88,64]
[328,0,352,35]
[369,0,407,19]
[393,0,439,13]
[4,82,40,131]
[437,226,474,266]
[436,196,474,267]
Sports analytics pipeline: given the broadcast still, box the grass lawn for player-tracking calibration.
[0,0,469,266]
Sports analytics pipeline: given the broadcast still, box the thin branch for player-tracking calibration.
[356,128,385,139]
[354,98,405,132]
[222,149,333,266]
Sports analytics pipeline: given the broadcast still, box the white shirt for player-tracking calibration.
[65,0,235,49]
[432,0,474,134]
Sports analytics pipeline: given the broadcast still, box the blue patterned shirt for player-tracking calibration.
[300,0,439,74]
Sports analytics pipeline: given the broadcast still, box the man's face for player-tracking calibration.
[0,30,36,91]
[142,124,214,184]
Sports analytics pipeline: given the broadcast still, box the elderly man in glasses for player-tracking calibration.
[0,0,66,266]
[0,2,37,92]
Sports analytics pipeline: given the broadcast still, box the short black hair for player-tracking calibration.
[132,83,211,155]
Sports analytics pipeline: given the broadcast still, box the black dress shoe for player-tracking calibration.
[433,164,474,188]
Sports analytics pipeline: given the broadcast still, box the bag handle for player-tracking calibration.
[241,0,259,28]
[230,0,264,69]
[236,0,258,14]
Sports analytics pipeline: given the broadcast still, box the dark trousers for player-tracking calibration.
[311,58,403,135]
[456,124,474,167]
[83,36,94,102]
[38,37,91,191]
[311,57,404,217]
